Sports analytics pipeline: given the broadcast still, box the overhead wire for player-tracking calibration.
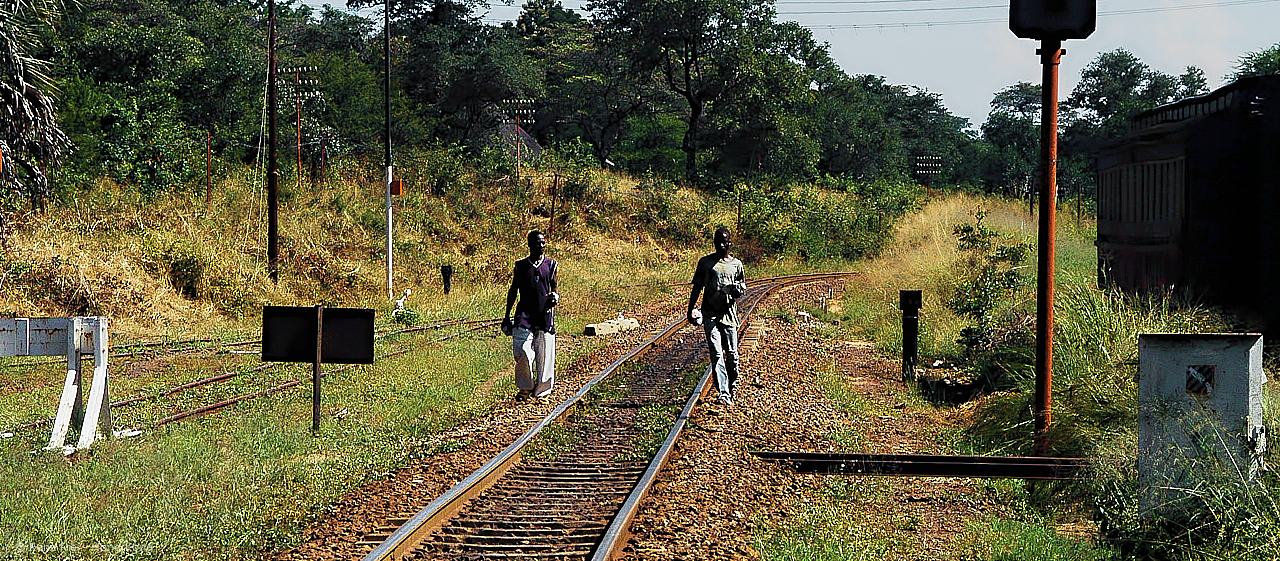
[478,0,1278,27]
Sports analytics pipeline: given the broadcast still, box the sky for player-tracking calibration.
[304,0,1279,129]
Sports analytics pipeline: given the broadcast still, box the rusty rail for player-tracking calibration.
[752,451,1090,480]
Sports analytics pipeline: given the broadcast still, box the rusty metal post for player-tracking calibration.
[1034,40,1063,455]
[900,290,922,383]
[313,305,323,433]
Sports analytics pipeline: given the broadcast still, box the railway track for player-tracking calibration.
[360,272,850,561]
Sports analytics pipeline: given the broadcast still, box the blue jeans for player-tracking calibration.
[703,319,739,400]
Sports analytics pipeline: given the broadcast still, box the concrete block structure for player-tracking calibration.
[1138,333,1267,516]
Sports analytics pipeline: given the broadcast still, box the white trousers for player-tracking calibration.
[513,327,555,397]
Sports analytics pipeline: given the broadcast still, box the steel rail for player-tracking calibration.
[361,315,692,561]
[591,272,849,560]
[751,451,1090,480]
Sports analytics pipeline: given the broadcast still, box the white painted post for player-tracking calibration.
[76,318,110,449]
[0,317,111,451]
[47,318,83,450]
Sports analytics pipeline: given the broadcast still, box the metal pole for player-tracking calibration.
[515,112,521,185]
[384,1,394,300]
[296,70,303,189]
[205,131,212,213]
[313,305,323,433]
[737,186,742,236]
[267,0,279,283]
[1034,40,1062,455]
[549,174,559,239]
[900,290,921,383]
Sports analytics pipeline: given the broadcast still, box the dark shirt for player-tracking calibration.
[512,257,558,333]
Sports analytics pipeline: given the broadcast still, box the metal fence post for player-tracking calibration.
[900,290,922,383]
[313,306,323,433]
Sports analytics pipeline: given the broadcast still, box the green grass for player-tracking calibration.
[0,151,912,558]
[954,517,1109,561]
[522,420,584,462]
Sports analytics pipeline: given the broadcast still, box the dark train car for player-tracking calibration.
[1096,75,1280,325]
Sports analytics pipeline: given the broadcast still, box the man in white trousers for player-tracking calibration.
[503,230,559,401]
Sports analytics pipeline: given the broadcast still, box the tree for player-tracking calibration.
[1228,42,1280,81]
[1064,49,1205,139]
[1,0,71,208]
[592,0,780,182]
[981,82,1040,196]
[54,0,264,192]
[528,16,660,167]
[812,75,902,179]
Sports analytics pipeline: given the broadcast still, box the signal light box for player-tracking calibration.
[1010,0,1096,40]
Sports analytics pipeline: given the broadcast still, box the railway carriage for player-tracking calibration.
[1096,75,1280,326]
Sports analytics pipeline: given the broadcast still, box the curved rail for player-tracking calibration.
[363,271,850,561]
[590,271,849,560]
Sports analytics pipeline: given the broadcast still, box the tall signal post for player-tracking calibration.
[1010,0,1094,454]
[267,0,279,283]
[507,99,535,185]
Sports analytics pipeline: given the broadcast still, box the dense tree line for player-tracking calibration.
[1,0,1277,206]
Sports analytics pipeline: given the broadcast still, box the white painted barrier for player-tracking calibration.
[0,317,111,451]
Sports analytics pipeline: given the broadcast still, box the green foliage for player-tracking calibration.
[1229,41,1280,80]
[1064,49,1208,140]
[1086,415,1280,560]
[523,420,582,461]
[945,210,1031,359]
[980,82,1040,197]
[741,177,922,261]
[957,517,1109,561]
[615,113,686,176]
[0,0,71,206]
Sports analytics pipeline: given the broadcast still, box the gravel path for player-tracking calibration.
[617,278,1012,560]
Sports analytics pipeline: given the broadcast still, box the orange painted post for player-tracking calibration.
[1034,39,1063,455]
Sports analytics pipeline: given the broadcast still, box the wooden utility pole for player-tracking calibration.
[384,0,394,300]
[267,0,279,283]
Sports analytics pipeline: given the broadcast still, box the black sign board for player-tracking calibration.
[262,306,375,364]
[1010,0,1095,40]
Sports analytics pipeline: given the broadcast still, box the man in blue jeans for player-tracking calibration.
[687,227,747,406]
